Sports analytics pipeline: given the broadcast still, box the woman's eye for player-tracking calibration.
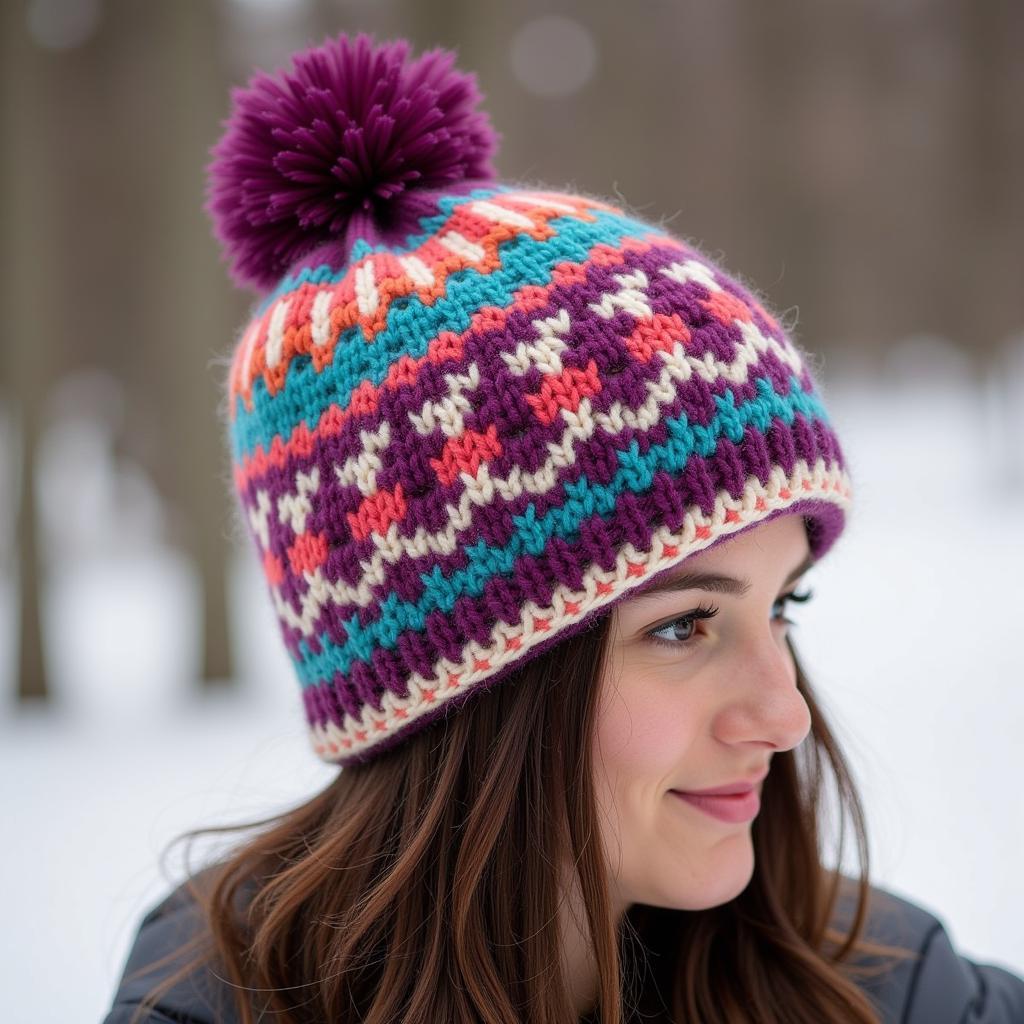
[645,589,814,648]
[772,587,814,626]
[647,604,719,646]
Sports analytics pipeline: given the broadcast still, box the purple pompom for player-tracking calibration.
[206,33,500,292]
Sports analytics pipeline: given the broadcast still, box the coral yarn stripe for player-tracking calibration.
[233,235,670,487]
[347,485,408,541]
[526,360,602,425]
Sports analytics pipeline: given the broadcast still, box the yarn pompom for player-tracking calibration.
[206,33,500,292]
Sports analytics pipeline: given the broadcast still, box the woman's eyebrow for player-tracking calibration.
[631,550,815,601]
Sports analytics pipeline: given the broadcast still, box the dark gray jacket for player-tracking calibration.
[103,878,1024,1023]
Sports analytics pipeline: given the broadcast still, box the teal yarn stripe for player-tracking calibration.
[257,186,509,310]
[231,209,655,461]
[292,376,831,685]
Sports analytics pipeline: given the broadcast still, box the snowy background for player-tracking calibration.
[2,342,1023,1023]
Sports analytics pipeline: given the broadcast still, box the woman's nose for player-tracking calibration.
[711,633,812,752]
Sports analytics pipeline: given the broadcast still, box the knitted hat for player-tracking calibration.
[207,33,852,766]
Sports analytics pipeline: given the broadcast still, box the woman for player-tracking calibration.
[103,32,1024,1024]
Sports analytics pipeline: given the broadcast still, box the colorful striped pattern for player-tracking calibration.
[226,186,852,765]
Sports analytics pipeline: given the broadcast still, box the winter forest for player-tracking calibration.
[1,1,1022,1020]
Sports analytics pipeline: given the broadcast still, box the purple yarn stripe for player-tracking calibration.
[302,497,847,736]
[266,405,845,663]
[282,420,844,696]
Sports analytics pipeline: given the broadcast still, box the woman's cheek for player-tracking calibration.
[595,662,706,778]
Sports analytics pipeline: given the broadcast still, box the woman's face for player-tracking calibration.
[593,513,814,916]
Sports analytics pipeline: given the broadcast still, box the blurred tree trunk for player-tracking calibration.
[0,3,57,702]
[958,0,1024,366]
[10,410,47,703]
[962,1,1024,490]
[143,0,238,687]
[98,0,239,690]
[737,0,830,355]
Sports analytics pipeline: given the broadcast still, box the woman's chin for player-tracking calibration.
[644,833,756,911]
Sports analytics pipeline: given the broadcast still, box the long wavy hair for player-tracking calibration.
[124,615,902,1023]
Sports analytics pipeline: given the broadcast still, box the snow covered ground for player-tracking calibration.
[2,352,1023,1023]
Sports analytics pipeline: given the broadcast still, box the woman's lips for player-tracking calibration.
[670,784,762,824]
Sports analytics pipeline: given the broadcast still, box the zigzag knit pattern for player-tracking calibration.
[226,186,852,765]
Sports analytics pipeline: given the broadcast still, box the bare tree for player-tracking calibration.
[1,3,64,702]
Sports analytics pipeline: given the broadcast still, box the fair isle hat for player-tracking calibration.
[207,33,852,766]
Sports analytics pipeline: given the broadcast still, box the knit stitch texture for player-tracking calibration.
[222,182,851,765]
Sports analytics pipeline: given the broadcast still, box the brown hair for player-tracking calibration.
[123,618,903,1023]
